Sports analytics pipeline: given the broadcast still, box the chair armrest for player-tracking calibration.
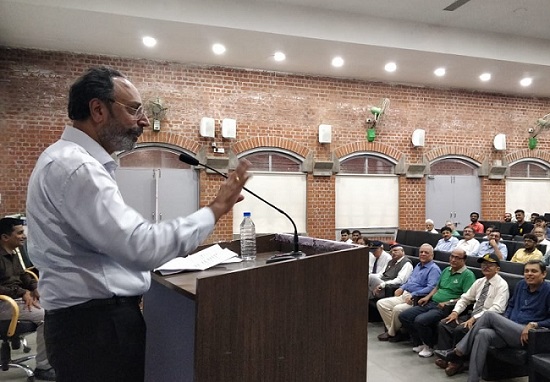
[528,328,550,355]
[0,294,20,337]
[25,269,38,281]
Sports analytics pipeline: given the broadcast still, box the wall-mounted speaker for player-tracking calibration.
[318,124,332,143]
[222,118,237,139]
[200,117,215,138]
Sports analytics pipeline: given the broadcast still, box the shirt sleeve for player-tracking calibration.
[58,161,216,270]
[411,265,441,297]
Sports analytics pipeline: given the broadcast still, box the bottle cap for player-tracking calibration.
[243,212,251,217]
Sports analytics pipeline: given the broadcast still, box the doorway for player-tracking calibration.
[426,158,481,230]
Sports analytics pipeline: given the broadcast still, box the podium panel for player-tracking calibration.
[144,234,369,382]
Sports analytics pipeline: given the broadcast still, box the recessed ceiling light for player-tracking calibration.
[212,43,226,55]
[385,62,397,72]
[479,73,491,82]
[274,51,286,62]
[520,77,533,87]
[142,36,157,48]
[434,68,446,77]
[332,56,344,67]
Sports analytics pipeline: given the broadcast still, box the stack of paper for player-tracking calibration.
[155,244,241,275]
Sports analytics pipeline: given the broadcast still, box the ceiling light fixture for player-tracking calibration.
[479,73,491,82]
[520,77,533,87]
[385,62,397,72]
[212,43,226,55]
[434,68,446,77]
[274,51,286,62]
[332,56,344,67]
[142,36,157,48]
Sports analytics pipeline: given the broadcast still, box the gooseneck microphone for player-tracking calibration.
[179,153,304,263]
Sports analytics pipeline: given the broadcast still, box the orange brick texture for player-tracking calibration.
[1,48,550,242]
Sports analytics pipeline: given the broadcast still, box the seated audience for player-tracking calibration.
[351,229,362,243]
[469,212,484,234]
[531,212,540,223]
[425,219,438,233]
[456,226,480,256]
[510,233,543,263]
[399,248,475,358]
[0,218,56,380]
[503,212,513,222]
[435,253,509,371]
[376,244,441,342]
[471,229,507,260]
[435,260,550,381]
[369,243,413,299]
[533,217,550,240]
[435,226,459,252]
[510,209,534,237]
[533,226,550,248]
[369,240,391,274]
[340,229,352,243]
[357,236,369,246]
[482,225,495,239]
[445,221,460,237]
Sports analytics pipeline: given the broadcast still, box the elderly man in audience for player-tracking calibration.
[425,219,438,233]
[376,243,441,342]
[435,260,550,381]
[399,248,475,358]
[510,233,543,263]
[434,253,509,372]
[456,226,480,257]
[533,226,550,246]
[368,240,391,274]
[445,221,461,237]
[471,229,508,260]
[435,226,459,252]
[369,243,414,299]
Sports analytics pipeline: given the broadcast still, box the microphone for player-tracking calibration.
[179,153,304,263]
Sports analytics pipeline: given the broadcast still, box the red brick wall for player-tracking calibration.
[1,48,550,241]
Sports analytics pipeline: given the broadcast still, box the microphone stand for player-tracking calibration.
[179,154,304,263]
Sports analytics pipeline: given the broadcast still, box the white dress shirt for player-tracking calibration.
[453,273,509,319]
[369,251,391,274]
[26,126,216,310]
[456,238,481,257]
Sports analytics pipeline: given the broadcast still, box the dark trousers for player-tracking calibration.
[44,297,145,382]
[399,301,447,347]
[437,316,470,350]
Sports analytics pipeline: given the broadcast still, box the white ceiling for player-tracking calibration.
[1,0,550,97]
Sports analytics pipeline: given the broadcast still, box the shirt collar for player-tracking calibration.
[61,125,117,170]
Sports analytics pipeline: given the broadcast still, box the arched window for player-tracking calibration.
[340,155,394,174]
[118,146,190,169]
[506,160,550,216]
[509,161,550,178]
[336,154,398,234]
[244,151,301,172]
[233,150,306,236]
[430,158,477,176]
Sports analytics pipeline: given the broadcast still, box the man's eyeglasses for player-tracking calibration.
[110,99,145,119]
[449,255,466,260]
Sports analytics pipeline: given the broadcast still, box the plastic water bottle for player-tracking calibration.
[240,212,257,260]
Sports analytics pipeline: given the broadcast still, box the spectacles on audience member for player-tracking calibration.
[110,99,145,119]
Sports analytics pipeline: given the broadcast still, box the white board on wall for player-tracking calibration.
[506,178,550,216]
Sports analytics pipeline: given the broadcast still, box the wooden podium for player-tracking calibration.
[143,234,369,382]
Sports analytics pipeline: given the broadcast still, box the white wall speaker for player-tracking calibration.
[222,118,237,139]
[318,124,332,143]
[493,133,507,151]
[411,129,426,147]
[199,117,215,138]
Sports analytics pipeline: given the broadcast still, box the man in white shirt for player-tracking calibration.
[435,226,459,252]
[471,229,508,260]
[26,67,251,382]
[456,226,480,256]
[369,243,414,299]
[434,253,509,373]
[426,219,438,233]
[369,240,392,274]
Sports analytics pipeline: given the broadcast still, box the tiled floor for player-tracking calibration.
[2,323,530,381]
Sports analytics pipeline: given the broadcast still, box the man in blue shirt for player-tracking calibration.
[471,229,508,260]
[435,260,550,381]
[435,226,459,252]
[376,243,441,342]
